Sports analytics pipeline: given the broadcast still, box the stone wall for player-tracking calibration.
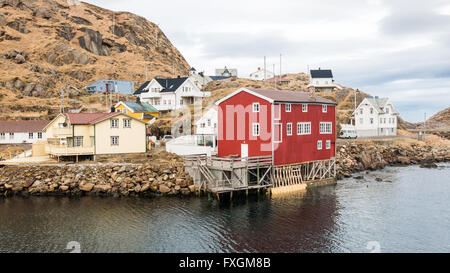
[0,163,198,197]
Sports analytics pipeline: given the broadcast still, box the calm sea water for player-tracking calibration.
[0,163,449,253]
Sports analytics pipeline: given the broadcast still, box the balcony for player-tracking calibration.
[46,144,94,156]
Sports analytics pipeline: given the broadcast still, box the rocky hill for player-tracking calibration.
[0,0,190,120]
[420,107,450,130]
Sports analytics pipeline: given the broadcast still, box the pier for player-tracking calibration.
[183,154,336,198]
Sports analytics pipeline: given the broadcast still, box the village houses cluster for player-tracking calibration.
[0,67,398,166]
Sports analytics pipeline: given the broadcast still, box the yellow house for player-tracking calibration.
[114,100,160,123]
[43,112,147,161]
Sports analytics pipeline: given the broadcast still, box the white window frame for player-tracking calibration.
[322,104,327,113]
[9,133,14,140]
[111,136,119,146]
[29,132,33,139]
[286,123,292,136]
[38,132,42,139]
[253,102,260,113]
[252,123,260,137]
[317,140,322,150]
[285,103,291,112]
[302,104,308,112]
[124,119,131,128]
[326,140,331,150]
[74,136,83,147]
[297,122,311,135]
[111,119,119,128]
[319,122,332,134]
[0,133,5,140]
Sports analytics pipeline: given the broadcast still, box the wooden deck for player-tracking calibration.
[183,154,273,194]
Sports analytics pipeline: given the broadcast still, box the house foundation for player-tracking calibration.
[184,155,336,200]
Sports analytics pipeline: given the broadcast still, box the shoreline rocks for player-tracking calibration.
[0,163,196,198]
[336,142,449,179]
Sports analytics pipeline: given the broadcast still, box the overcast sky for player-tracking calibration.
[85,0,450,122]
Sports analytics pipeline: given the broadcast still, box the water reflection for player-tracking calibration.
[0,163,449,253]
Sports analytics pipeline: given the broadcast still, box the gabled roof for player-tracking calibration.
[134,81,151,95]
[66,112,116,125]
[310,69,333,78]
[0,120,49,133]
[363,97,399,115]
[216,88,337,105]
[155,77,189,92]
[118,101,158,113]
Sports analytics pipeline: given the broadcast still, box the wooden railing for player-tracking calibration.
[46,145,94,156]
[183,154,272,170]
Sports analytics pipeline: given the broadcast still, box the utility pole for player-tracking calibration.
[145,64,148,81]
[279,54,282,87]
[112,12,115,36]
[264,56,266,85]
[273,64,276,89]
[424,112,427,141]
[60,90,65,114]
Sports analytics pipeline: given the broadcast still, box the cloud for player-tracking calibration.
[85,0,450,122]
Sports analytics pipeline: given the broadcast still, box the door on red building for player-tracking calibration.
[241,144,248,159]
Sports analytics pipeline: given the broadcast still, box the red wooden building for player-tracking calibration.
[216,88,336,166]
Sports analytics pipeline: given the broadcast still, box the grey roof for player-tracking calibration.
[248,89,337,105]
[310,69,333,78]
[134,81,151,95]
[134,77,189,94]
[366,97,399,114]
[122,101,158,112]
[155,77,189,92]
[210,76,230,81]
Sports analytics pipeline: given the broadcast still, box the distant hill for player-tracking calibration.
[0,0,190,120]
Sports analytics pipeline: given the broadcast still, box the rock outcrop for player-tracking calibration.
[0,0,190,118]
[336,142,450,179]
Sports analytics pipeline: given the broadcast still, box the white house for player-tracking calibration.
[195,107,218,135]
[353,97,399,137]
[188,67,213,89]
[308,68,340,92]
[215,66,238,77]
[249,67,275,80]
[134,77,211,112]
[0,120,48,144]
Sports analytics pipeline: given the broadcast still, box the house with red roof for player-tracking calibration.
[0,120,49,144]
[43,112,147,160]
